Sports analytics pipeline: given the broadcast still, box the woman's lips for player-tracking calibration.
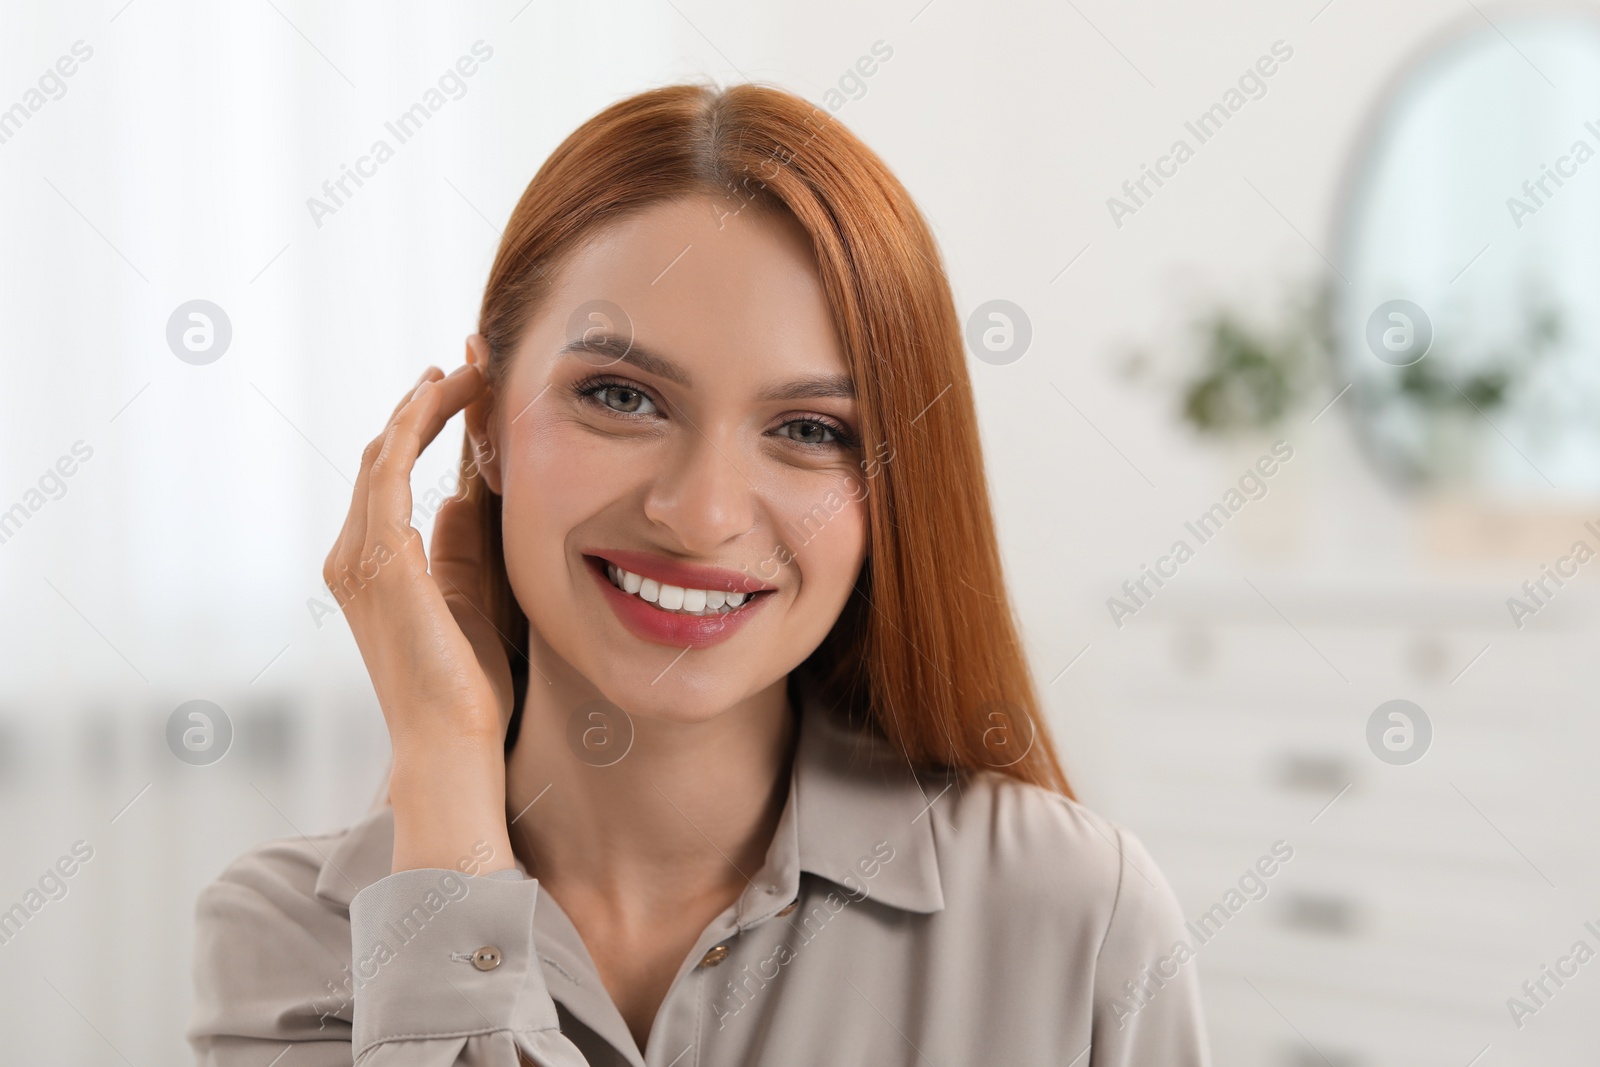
[587,548,775,594]
[584,554,773,649]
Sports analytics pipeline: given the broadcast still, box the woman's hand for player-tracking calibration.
[322,360,517,875]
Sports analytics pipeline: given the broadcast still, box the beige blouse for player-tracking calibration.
[188,689,1212,1066]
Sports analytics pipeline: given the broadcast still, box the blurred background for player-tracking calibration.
[3,0,1599,1063]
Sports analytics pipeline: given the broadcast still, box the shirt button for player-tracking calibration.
[699,944,730,967]
[471,946,503,971]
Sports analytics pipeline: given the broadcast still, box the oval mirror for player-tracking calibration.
[1336,13,1600,493]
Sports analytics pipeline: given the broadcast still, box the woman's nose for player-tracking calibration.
[641,433,757,554]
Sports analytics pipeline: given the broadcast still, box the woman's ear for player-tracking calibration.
[463,333,504,495]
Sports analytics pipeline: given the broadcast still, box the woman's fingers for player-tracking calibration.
[392,366,442,420]
[324,364,480,602]
[429,465,488,600]
[431,483,516,726]
[360,363,486,575]
[328,389,427,586]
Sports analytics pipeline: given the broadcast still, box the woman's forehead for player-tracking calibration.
[527,195,850,384]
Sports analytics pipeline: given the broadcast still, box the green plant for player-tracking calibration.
[1179,308,1315,434]
[1121,282,1328,438]
[1377,301,1560,415]
[1126,277,1559,482]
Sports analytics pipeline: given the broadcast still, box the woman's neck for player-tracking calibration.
[502,659,797,908]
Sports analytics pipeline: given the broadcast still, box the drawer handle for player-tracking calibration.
[1281,891,1360,936]
[1277,754,1350,792]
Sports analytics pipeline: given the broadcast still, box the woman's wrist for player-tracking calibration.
[389,743,515,875]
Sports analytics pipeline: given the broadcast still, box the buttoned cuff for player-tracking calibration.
[349,867,560,1059]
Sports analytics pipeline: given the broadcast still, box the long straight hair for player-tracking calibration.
[464,82,1072,797]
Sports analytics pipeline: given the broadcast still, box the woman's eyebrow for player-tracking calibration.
[560,335,855,401]
[756,375,855,402]
[559,336,691,386]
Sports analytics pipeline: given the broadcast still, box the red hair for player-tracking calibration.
[466,82,1072,797]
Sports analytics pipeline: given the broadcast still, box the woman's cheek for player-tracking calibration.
[513,410,636,506]
[782,478,869,599]
[500,419,616,592]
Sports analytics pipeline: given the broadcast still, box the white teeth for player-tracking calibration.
[602,562,758,616]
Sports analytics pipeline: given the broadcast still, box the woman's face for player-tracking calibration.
[475,194,870,722]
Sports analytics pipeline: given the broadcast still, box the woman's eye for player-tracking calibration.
[778,419,838,446]
[595,385,656,414]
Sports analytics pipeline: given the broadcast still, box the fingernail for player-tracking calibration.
[414,379,436,398]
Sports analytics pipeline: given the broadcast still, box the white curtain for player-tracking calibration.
[0,3,685,1062]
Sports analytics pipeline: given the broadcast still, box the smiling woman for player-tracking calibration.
[187,82,1211,1066]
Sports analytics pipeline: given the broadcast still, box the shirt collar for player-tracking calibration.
[313,683,946,915]
[781,684,946,914]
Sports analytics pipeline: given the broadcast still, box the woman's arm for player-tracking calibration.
[327,358,515,874]
[192,353,587,1066]
[1089,823,1213,1066]
[188,840,586,1065]
[346,867,581,1066]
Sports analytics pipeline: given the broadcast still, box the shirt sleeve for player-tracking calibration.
[1089,824,1213,1067]
[347,867,589,1066]
[189,849,590,1067]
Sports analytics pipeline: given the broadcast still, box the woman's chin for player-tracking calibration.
[589,676,753,726]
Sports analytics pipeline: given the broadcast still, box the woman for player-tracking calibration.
[189,82,1210,1066]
